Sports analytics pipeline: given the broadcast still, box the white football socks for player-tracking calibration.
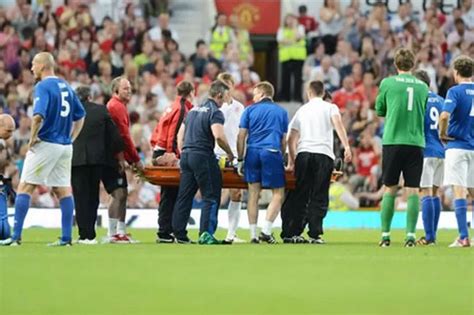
[262,220,273,235]
[117,221,126,235]
[108,218,118,236]
[226,201,241,240]
[249,224,257,239]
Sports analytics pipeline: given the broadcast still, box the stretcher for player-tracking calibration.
[142,166,297,189]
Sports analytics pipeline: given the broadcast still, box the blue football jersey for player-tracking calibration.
[442,82,474,151]
[239,98,288,151]
[424,91,445,158]
[33,77,85,145]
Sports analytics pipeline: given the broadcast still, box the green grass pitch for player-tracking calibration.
[1,228,473,315]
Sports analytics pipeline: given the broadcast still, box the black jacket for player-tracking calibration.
[72,101,124,167]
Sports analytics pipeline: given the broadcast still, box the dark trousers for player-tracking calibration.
[280,152,333,239]
[172,152,222,239]
[280,60,304,102]
[321,35,338,55]
[157,186,179,237]
[71,165,102,240]
[152,149,179,238]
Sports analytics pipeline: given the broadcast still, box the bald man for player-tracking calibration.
[0,114,15,140]
[0,52,85,246]
[0,114,16,240]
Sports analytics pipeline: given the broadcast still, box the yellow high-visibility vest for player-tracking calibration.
[210,27,231,59]
[278,28,306,63]
[237,30,252,61]
[329,182,350,211]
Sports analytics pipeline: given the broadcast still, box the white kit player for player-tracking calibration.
[215,72,246,243]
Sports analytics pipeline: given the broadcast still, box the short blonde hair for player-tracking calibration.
[217,72,235,86]
[254,81,274,98]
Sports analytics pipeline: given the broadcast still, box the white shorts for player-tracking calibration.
[444,149,474,188]
[420,157,444,188]
[21,141,73,187]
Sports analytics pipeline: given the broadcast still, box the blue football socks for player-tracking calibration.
[454,199,468,240]
[60,196,75,243]
[421,196,434,242]
[12,194,31,241]
[432,196,442,241]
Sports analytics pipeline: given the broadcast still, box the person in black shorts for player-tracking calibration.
[375,48,429,247]
[72,86,124,244]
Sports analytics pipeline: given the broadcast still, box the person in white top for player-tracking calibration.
[281,80,351,244]
[215,73,245,243]
[148,12,179,42]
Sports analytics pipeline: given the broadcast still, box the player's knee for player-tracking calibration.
[383,185,397,196]
[17,182,36,195]
[405,187,419,197]
[420,187,432,197]
[272,189,285,202]
[230,189,241,201]
[452,186,467,199]
[112,188,128,202]
[52,187,71,199]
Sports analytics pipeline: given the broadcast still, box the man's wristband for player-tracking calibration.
[237,158,243,162]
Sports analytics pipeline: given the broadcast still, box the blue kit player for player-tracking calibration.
[237,81,288,244]
[0,52,85,246]
[0,114,16,240]
[439,55,474,248]
[414,70,445,245]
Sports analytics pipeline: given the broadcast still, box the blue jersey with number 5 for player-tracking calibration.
[424,91,445,158]
[33,77,85,145]
[443,82,474,151]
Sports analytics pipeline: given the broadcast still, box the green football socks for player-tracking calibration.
[380,193,396,237]
[406,194,420,237]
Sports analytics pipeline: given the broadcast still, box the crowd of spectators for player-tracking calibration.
[0,0,473,210]
[292,0,473,211]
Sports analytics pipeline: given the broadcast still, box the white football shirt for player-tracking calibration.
[289,97,340,160]
[215,98,245,157]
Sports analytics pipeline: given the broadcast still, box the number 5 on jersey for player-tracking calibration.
[61,90,70,117]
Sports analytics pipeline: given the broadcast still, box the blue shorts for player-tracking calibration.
[244,147,285,188]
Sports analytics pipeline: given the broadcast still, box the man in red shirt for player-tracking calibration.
[297,5,318,35]
[104,76,144,243]
[332,75,364,112]
[149,81,195,243]
[350,132,380,192]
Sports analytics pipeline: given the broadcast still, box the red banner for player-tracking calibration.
[215,0,281,35]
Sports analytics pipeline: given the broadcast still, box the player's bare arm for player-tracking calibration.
[177,123,185,153]
[28,114,43,150]
[211,123,234,162]
[331,114,352,163]
[438,111,454,143]
[286,129,299,171]
[236,128,247,161]
[71,117,85,143]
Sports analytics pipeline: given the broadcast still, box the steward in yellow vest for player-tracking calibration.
[276,14,307,102]
[278,27,307,62]
[209,13,234,59]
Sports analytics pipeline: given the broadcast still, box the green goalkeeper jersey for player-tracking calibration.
[375,73,429,147]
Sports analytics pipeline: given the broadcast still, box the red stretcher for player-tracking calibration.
[142,166,297,189]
